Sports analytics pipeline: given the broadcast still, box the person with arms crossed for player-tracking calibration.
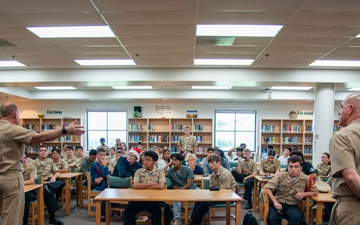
[0,102,84,225]
[329,92,360,225]
[264,156,318,225]
[124,151,165,225]
[51,148,68,173]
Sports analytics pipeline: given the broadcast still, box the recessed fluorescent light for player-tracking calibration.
[309,60,360,67]
[196,25,283,37]
[75,59,136,66]
[194,59,253,66]
[347,88,360,91]
[27,26,115,38]
[0,61,26,67]
[192,86,232,90]
[112,86,152,89]
[356,34,360,38]
[34,86,76,90]
[271,86,313,90]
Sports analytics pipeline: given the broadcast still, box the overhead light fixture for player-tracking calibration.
[192,86,232,90]
[27,26,115,38]
[0,61,26,67]
[75,59,136,66]
[271,86,313,90]
[196,25,283,37]
[347,88,360,91]
[112,86,152,89]
[194,59,253,66]
[356,34,360,38]
[309,60,360,67]
[34,86,76,90]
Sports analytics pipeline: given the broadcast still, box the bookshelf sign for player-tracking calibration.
[296,111,313,119]
[155,105,172,116]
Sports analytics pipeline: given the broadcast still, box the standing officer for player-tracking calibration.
[329,92,360,225]
[0,102,85,225]
[177,126,197,153]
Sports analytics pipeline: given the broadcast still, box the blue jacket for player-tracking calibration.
[90,161,109,191]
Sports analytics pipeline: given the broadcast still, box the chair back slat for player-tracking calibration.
[107,176,132,189]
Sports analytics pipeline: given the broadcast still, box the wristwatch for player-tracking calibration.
[62,127,68,135]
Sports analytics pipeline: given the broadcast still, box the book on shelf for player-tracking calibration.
[171,124,184,131]
[148,135,169,143]
[195,136,203,143]
[129,124,143,131]
[193,124,204,132]
[262,136,276,143]
[283,136,299,143]
[261,125,275,132]
[305,125,313,132]
[283,124,301,132]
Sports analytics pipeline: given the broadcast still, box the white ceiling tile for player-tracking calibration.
[68,54,131,60]
[43,38,121,47]
[112,25,195,37]
[198,0,305,11]
[55,46,127,54]
[301,0,360,12]
[126,45,194,54]
[103,11,196,25]
[6,38,51,47]
[120,36,195,46]
[232,37,273,46]
[0,15,23,28]
[289,12,360,26]
[279,25,360,38]
[196,46,264,54]
[0,28,36,38]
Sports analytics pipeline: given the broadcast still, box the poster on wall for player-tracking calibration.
[186,110,198,118]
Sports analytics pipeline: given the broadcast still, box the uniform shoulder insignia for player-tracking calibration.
[310,168,315,172]
[222,174,226,178]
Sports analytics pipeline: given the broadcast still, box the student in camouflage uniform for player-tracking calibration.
[316,152,331,177]
[51,148,68,173]
[124,151,165,225]
[231,148,258,209]
[264,156,318,225]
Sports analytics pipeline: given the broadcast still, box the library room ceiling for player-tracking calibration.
[0,0,360,101]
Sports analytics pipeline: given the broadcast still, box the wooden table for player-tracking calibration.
[194,174,210,188]
[24,184,44,225]
[95,189,242,225]
[253,175,271,219]
[305,191,336,225]
[58,172,83,215]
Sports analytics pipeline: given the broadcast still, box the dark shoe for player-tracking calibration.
[245,202,252,209]
[101,215,106,222]
[49,216,64,225]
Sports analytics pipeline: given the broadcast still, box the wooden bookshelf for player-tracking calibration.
[128,118,213,156]
[20,117,82,158]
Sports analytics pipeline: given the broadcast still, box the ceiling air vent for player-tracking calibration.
[196,36,235,46]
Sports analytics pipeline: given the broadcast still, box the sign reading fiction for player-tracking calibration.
[155,105,172,116]
[47,110,62,114]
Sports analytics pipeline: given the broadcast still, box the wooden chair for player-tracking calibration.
[107,176,133,221]
[86,172,101,217]
[201,179,236,223]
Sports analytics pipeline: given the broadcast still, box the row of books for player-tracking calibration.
[262,136,277,143]
[261,125,275,132]
[304,125,313,132]
[304,137,313,143]
[283,124,302,132]
[129,124,143,131]
[148,135,169,143]
[129,135,144,143]
[304,147,313,154]
[283,136,299,143]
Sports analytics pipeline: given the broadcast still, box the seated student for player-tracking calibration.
[316,152,331,177]
[51,148,68,173]
[262,145,274,159]
[286,151,318,179]
[259,149,280,177]
[278,147,292,165]
[109,149,123,174]
[157,149,171,172]
[165,153,199,225]
[65,145,77,168]
[189,154,237,225]
[106,147,116,162]
[90,148,110,220]
[201,147,215,173]
[231,148,258,209]
[186,154,204,174]
[137,142,144,152]
[112,147,142,177]
[124,151,165,225]
[264,156,318,225]
[206,149,230,174]
[31,146,65,225]
[80,149,97,182]
[74,145,85,168]
[227,143,246,161]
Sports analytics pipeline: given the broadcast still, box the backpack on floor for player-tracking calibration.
[242,210,259,225]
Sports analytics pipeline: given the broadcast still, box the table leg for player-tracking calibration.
[77,175,83,208]
[304,198,310,224]
[106,201,111,225]
[183,201,189,225]
[259,181,265,219]
[235,201,241,225]
[96,201,101,225]
[226,201,230,225]
[64,178,70,216]
[253,179,258,211]
[316,202,324,224]
[37,185,44,225]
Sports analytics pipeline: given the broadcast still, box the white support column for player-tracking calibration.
[313,84,335,166]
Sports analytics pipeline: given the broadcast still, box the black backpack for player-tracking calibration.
[242,210,259,225]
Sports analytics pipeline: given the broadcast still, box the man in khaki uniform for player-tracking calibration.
[178,126,197,153]
[124,151,165,225]
[231,148,258,209]
[0,102,84,225]
[74,145,85,168]
[51,148,68,173]
[189,154,237,225]
[259,149,280,177]
[329,92,360,225]
[264,156,318,225]
[65,145,78,168]
[109,149,123,174]
[97,137,110,155]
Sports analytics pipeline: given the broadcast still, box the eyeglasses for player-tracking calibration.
[128,153,136,158]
